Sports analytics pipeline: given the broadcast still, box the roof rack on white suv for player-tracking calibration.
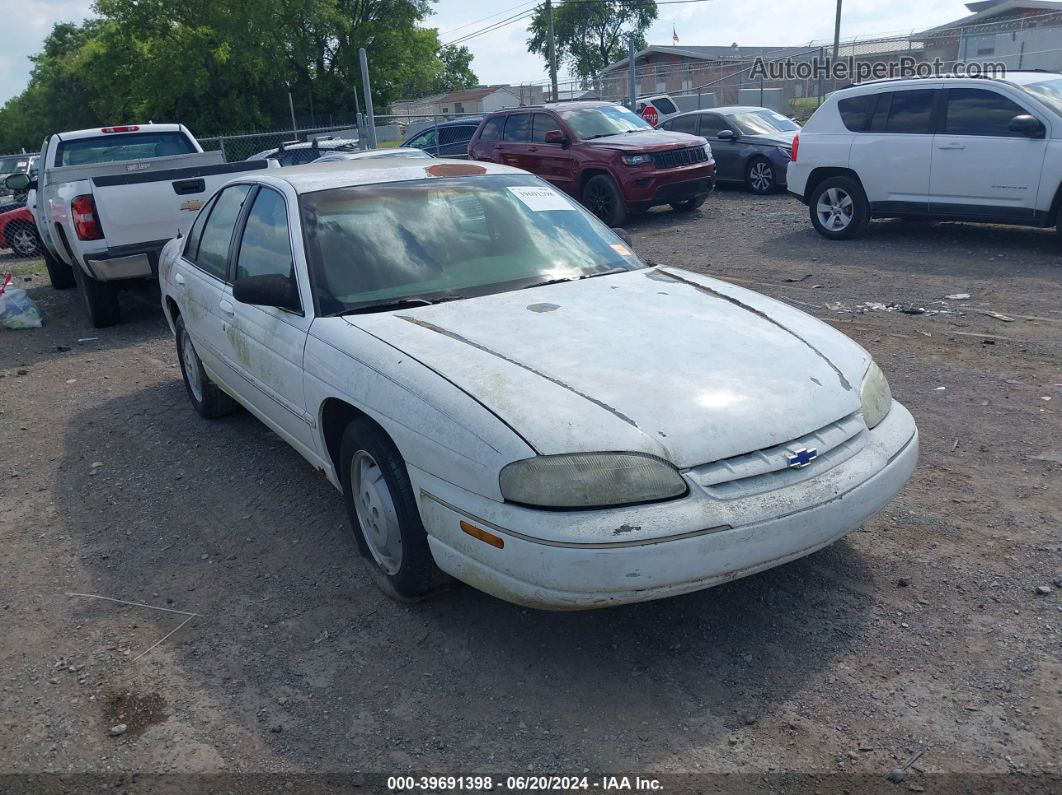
[786,72,1062,239]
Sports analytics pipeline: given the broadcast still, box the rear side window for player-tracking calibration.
[54,131,196,167]
[183,195,218,261]
[882,90,936,134]
[479,117,504,142]
[654,97,678,115]
[837,94,874,131]
[193,184,252,280]
[503,114,531,142]
[440,125,476,146]
[944,88,1030,137]
[665,114,699,134]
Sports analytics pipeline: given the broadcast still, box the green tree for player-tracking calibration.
[528,0,657,83]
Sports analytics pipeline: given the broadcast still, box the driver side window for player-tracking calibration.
[235,187,296,285]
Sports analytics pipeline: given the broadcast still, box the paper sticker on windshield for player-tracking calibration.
[507,186,574,212]
[610,243,632,256]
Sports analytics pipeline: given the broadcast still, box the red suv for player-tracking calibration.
[468,101,715,226]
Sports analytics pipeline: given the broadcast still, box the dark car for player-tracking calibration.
[247,137,360,165]
[659,106,800,194]
[401,118,482,158]
[468,102,715,226]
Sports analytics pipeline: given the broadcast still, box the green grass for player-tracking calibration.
[789,97,824,123]
[5,259,45,277]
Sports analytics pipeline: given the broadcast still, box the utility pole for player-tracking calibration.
[359,47,378,149]
[832,0,843,60]
[546,0,559,101]
[627,36,637,111]
[286,86,298,136]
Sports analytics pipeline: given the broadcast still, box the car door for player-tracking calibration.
[700,113,741,181]
[405,128,440,156]
[439,125,476,158]
[173,184,252,391]
[494,113,533,169]
[848,87,938,211]
[528,112,577,193]
[929,87,1048,220]
[228,184,319,457]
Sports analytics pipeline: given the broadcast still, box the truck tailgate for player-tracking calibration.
[90,159,273,248]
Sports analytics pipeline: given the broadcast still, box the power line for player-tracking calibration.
[438,1,540,39]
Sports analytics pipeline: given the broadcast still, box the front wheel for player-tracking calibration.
[9,225,41,257]
[745,157,776,194]
[808,176,870,240]
[340,418,449,602]
[582,174,627,227]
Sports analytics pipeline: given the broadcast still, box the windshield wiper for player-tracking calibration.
[521,267,629,291]
[333,294,464,316]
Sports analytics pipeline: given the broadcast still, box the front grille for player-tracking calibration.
[651,146,709,169]
[687,412,867,500]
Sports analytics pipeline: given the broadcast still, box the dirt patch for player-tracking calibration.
[102,689,168,736]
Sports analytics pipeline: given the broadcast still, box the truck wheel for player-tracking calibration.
[175,315,239,419]
[582,174,627,227]
[72,262,120,327]
[43,247,75,290]
[808,176,870,240]
[340,418,450,602]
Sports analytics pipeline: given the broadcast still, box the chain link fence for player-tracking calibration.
[0,152,40,266]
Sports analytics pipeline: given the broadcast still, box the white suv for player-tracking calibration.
[787,72,1062,239]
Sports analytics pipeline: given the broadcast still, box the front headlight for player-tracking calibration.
[622,153,652,166]
[860,361,892,429]
[499,453,688,509]
[703,142,713,159]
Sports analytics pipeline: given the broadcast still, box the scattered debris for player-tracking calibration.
[64,592,199,661]
[784,274,813,283]
[974,310,1015,323]
[945,293,971,300]
[109,724,128,737]
[1035,585,1052,596]
[0,273,43,329]
[77,337,98,343]
[897,577,911,588]
[887,750,926,784]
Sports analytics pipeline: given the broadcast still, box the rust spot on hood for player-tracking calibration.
[426,163,487,177]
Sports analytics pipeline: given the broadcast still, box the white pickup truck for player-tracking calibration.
[4,123,274,327]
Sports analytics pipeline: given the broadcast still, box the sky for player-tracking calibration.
[0,0,971,105]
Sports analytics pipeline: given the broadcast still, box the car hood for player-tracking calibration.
[587,130,706,152]
[343,268,869,468]
[738,131,797,147]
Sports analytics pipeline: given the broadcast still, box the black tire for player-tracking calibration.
[745,157,776,195]
[71,261,120,327]
[670,195,707,213]
[808,176,871,240]
[582,174,627,227]
[175,315,239,419]
[9,225,41,257]
[340,418,449,602]
[43,247,75,290]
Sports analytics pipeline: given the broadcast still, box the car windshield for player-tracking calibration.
[0,156,27,173]
[726,110,800,135]
[558,105,653,139]
[300,174,644,315]
[1020,77,1062,115]
[55,131,196,167]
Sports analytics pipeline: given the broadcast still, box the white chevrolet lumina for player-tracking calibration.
[158,159,918,610]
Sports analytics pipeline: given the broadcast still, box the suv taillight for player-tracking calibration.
[791,134,799,163]
[71,195,103,241]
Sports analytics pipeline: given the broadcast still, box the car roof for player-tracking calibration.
[54,123,187,141]
[835,71,1062,96]
[487,101,619,115]
[275,138,359,151]
[316,147,431,160]
[251,158,526,194]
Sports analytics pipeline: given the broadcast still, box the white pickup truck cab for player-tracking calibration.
[787,72,1062,239]
[6,123,274,326]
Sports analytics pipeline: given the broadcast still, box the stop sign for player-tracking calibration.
[641,105,659,126]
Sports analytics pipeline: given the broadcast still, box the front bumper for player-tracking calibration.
[622,161,716,208]
[83,239,168,281]
[413,402,918,610]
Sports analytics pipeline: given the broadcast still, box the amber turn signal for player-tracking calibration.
[460,520,504,549]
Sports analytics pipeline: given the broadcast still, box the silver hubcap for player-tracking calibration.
[181,333,203,402]
[12,229,36,253]
[351,450,402,575]
[749,161,773,192]
[816,187,854,231]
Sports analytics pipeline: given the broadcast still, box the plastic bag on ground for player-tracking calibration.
[0,273,43,329]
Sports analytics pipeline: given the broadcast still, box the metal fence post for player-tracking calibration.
[627,37,637,110]
[219,136,227,162]
[359,48,378,149]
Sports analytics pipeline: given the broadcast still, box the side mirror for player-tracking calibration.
[544,129,569,147]
[717,129,736,141]
[611,227,633,248]
[233,273,301,312]
[4,173,34,192]
[1009,114,1045,138]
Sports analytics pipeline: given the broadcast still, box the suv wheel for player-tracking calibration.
[746,157,775,194]
[582,174,627,227]
[809,176,870,240]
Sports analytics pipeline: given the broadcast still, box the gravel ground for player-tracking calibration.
[0,189,1060,792]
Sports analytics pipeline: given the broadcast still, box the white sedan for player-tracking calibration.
[158,159,918,610]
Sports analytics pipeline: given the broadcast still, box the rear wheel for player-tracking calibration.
[340,418,449,602]
[808,176,870,240]
[582,174,627,227]
[43,247,75,290]
[72,262,120,327]
[745,157,776,194]
[175,315,239,419]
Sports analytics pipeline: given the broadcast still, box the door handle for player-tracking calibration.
[174,272,185,286]
[938,142,966,150]
[219,299,235,315]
